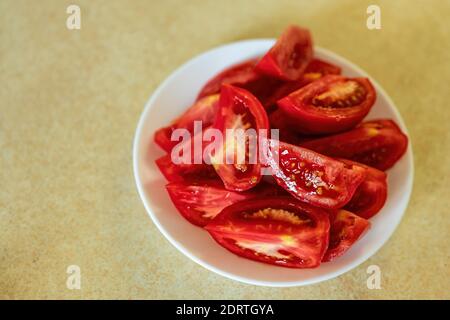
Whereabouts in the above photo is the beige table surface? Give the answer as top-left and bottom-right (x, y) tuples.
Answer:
(1, 0), (449, 299)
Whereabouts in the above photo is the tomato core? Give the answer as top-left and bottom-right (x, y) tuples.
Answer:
(312, 80), (367, 109)
(243, 208), (312, 226)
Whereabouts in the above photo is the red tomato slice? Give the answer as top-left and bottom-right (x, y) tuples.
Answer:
(340, 159), (388, 219)
(277, 75), (376, 134)
(197, 59), (261, 99)
(197, 58), (282, 108)
(210, 84), (269, 191)
(300, 119), (408, 170)
(156, 154), (217, 182)
(205, 197), (330, 268)
(263, 59), (342, 108)
(269, 109), (308, 145)
(154, 94), (219, 152)
(303, 58), (342, 79)
(155, 127), (217, 182)
(263, 139), (366, 209)
(256, 25), (313, 81)
(166, 180), (282, 227)
(322, 209), (370, 262)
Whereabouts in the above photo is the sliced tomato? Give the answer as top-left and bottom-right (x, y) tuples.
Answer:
(197, 58), (282, 109)
(205, 197), (330, 268)
(269, 109), (308, 145)
(277, 75), (376, 134)
(155, 127), (217, 182)
(340, 159), (387, 219)
(154, 94), (219, 152)
(303, 58), (342, 80)
(197, 59), (260, 99)
(256, 25), (313, 81)
(322, 209), (370, 262)
(209, 84), (269, 191)
(156, 154), (217, 182)
(166, 180), (282, 227)
(263, 59), (341, 108)
(300, 119), (408, 170)
(262, 139), (366, 209)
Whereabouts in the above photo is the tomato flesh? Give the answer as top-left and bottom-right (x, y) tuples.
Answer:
(210, 85), (269, 191)
(263, 139), (365, 209)
(277, 75), (376, 134)
(340, 159), (387, 219)
(166, 180), (282, 227)
(154, 94), (219, 152)
(256, 25), (313, 81)
(205, 197), (330, 268)
(300, 119), (408, 170)
(322, 209), (370, 262)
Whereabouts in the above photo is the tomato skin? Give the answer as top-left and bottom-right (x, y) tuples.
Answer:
(340, 159), (387, 219)
(277, 75), (376, 134)
(210, 85), (270, 192)
(205, 197), (330, 268)
(166, 180), (282, 227)
(154, 95), (219, 152)
(263, 139), (366, 209)
(300, 119), (408, 170)
(256, 25), (313, 81)
(322, 209), (370, 262)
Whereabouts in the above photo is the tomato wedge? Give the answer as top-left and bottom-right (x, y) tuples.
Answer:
(256, 25), (313, 81)
(277, 75), (376, 134)
(197, 58), (282, 109)
(154, 94), (219, 152)
(340, 159), (387, 219)
(322, 209), (370, 262)
(155, 128), (217, 182)
(262, 139), (365, 209)
(166, 180), (281, 227)
(302, 58), (342, 82)
(269, 109), (308, 145)
(263, 58), (342, 108)
(300, 119), (408, 170)
(156, 154), (217, 182)
(205, 197), (330, 268)
(197, 59), (260, 99)
(209, 84), (269, 191)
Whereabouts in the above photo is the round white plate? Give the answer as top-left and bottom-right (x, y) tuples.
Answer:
(133, 39), (414, 287)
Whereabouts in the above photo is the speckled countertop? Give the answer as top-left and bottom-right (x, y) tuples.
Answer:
(1, 0), (449, 299)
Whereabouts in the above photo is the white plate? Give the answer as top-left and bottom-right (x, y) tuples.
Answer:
(133, 39), (414, 287)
